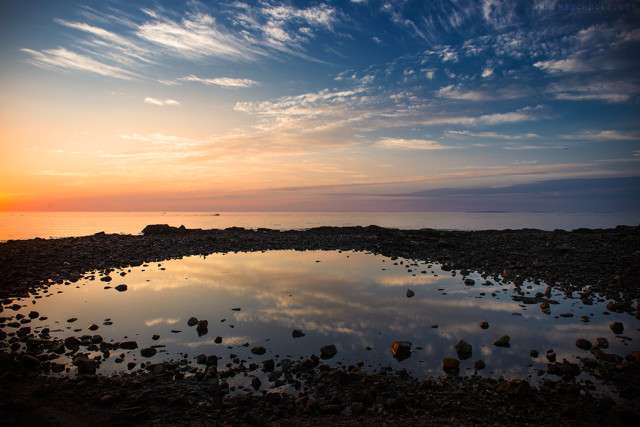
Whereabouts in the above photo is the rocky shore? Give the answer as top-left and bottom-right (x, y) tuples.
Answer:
(1, 224), (640, 425)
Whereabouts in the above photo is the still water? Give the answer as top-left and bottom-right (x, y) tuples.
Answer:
(3, 250), (638, 390)
(2, 211), (639, 241)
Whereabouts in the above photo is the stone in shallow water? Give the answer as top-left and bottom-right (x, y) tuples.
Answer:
(575, 339), (592, 350)
(114, 284), (127, 292)
(492, 335), (510, 347)
(140, 347), (157, 358)
(609, 321), (624, 334)
(406, 289), (415, 298)
(391, 341), (412, 361)
(187, 317), (198, 327)
(320, 344), (337, 359)
(251, 346), (267, 355)
(292, 329), (305, 338)
(454, 340), (472, 360)
(442, 357), (460, 373)
(479, 321), (489, 329)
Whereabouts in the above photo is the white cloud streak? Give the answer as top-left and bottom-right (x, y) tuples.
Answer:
(179, 75), (258, 88)
(144, 97), (180, 106)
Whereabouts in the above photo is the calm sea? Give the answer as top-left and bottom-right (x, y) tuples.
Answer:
(1, 211), (638, 241)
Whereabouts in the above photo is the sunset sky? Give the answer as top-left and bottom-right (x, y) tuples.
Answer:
(1, 0), (639, 212)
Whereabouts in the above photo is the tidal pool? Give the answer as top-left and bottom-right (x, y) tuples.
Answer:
(2, 249), (638, 390)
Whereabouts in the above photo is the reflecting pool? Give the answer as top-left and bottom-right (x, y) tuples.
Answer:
(2, 250), (638, 389)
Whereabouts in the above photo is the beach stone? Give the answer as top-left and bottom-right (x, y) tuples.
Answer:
(575, 339), (592, 350)
(263, 359), (275, 372)
(140, 347), (157, 357)
(320, 344), (337, 359)
(609, 322), (624, 334)
(547, 361), (581, 377)
(74, 357), (97, 375)
(152, 334), (160, 340)
(28, 311), (39, 319)
(115, 284), (127, 292)
(196, 354), (207, 365)
(251, 346), (267, 355)
(196, 320), (208, 335)
(454, 339), (472, 360)
(442, 357), (460, 373)
(118, 341), (138, 350)
(464, 278), (475, 286)
(473, 360), (485, 370)
(595, 337), (609, 348)
(492, 335), (510, 347)
(479, 321), (489, 329)
(214, 336), (222, 344)
(391, 341), (412, 361)
(498, 379), (530, 398)
(51, 362), (65, 373)
(546, 351), (557, 362)
(292, 329), (305, 338)
(64, 336), (81, 349)
(530, 349), (539, 358)
(406, 289), (415, 298)
(88, 323), (99, 331)
(187, 317), (198, 327)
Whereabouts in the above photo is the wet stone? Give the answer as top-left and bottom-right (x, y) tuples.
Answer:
(320, 345), (337, 359)
(251, 346), (267, 355)
(492, 335), (510, 348)
(609, 322), (624, 334)
(479, 321), (489, 329)
(141, 347), (157, 358)
(292, 329), (305, 338)
(595, 337), (609, 348)
(406, 289), (415, 298)
(575, 339), (593, 350)
(454, 339), (472, 360)
(187, 317), (198, 327)
(391, 341), (412, 361)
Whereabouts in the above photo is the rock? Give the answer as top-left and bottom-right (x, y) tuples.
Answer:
(251, 376), (261, 390)
(251, 346), (267, 355)
(263, 359), (275, 372)
(391, 341), (411, 361)
(196, 320), (208, 336)
(442, 357), (460, 373)
(292, 329), (305, 338)
(454, 339), (472, 360)
(320, 344), (337, 359)
(492, 335), (510, 347)
(28, 311), (39, 319)
(152, 334), (160, 340)
(595, 337), (609, 348)
(214, 336), (222, 344)
(127, 362), (136, 370)
(530, 349), (539, 358)
(547, 361), (581, 377)
(575, 339), (592, 350)
(21, 354), (41, 369)
(609, 321), (624, 334)
(479, 321), (489, 329)
(187, 317), (198, 327)
(74, 357), (97, 375)
(51, 362), (65, 373)
(196, 354), (207, 365)
(140, 347), (157, 357)
(88, 323), (99, 331)
(118, 341), (138, 350)
(590, 347), (623, 363)
(115, 284), (127, 292)
(546, 351), (557, 362)
(473, 360), (485, 370)
(67, 318), (78, 323)
(64, 336), (81, 349)
(498, 379), (530, 397)
(464, 278), (475, 286)
(406, 289), (415, 298)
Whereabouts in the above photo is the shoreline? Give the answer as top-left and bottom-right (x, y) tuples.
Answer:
(1, 225), (639, 425)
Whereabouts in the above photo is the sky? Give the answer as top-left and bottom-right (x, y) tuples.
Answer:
(1, 0), (639, 212)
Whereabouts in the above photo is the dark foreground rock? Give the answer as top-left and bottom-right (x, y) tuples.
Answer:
(0, 350), (635, 427)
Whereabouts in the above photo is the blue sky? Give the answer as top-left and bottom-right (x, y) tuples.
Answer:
(1, 0), (639, 212)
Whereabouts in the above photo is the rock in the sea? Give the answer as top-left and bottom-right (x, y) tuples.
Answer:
(114, 284), (127, 292)
(214, 336), (222, 344)
(473, 360), (485, 370)
(575, 339), (592, 350)
(152, 334), (160, 340)
(492, 335), (510, 347)
(454, 339), (472, 360)
(64, 336), (81, 349)
(479, 321), (489, 329)
(88, 323), (99, 331)
(406, 289), (415, 298)
(530, 349), (539, 358)
(609, 321), (624, 334)
(140, 347), (157, 358)
(595, 337), (609, 348)
(320, 344), (337, 359)
(118, 341), (138, 350)
(464, 278), (475, 286)
(196, 320), (208, 335)
(74, 357), (97, 375)
(547, 361), (581, 377)
(442, 357), (460, 373)
(187, 317), (198, 327)
(251, 346), (267, 355)
(391, 341), (412, 361)
(292, 329), (305, 338)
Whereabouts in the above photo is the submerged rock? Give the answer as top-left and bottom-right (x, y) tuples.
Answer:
(492, 335), (510, 348)
(320, 344), (337, 359)
(575, 339), (592, 350)
(454, 339), (472, 360)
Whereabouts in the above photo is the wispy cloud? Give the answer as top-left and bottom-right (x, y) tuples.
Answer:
(144, 97), (180, 106)
(179, 75), (258, 88)
(560, 130), (639, 141)
(21, 47), (137, 80)
(446, 130), (540, 139)
(377, 138), (452, 150)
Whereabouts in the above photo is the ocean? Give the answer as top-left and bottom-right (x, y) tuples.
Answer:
(1, 211), (638, 241)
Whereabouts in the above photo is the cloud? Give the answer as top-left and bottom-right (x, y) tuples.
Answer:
(560, 130), (639, 141)
(446, 130), (540, 139)
(21, 47), (137, 80)
(179, 75), (258, 88)
(119, 133), (195, 145)
(144, 97), (180, 106)
(377, 138), (452, 150)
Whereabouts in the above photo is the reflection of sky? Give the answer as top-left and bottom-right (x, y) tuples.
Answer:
(5, 250), (639, 391)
